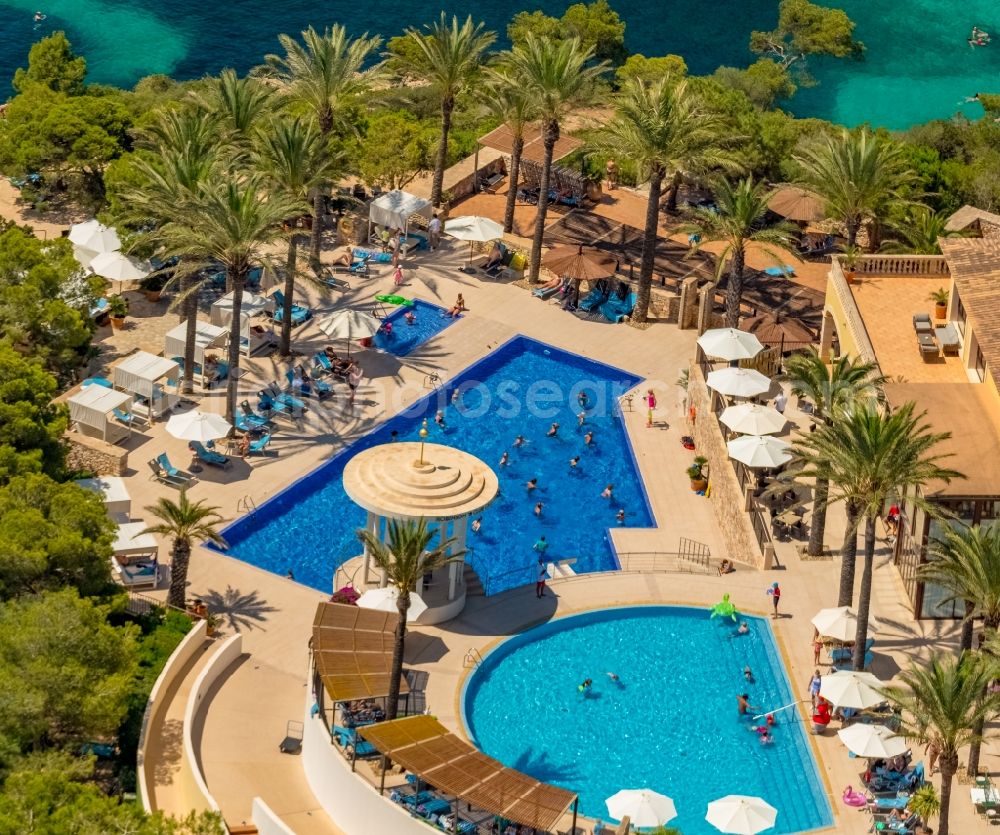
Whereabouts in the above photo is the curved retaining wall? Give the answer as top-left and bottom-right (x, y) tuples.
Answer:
(183, 633), (244, 817)
(252, 797), (297, 835)
(138, 619), (209, 813)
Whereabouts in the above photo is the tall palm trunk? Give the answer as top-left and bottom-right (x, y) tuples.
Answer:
(224, 268), (245, 425)
(635, 167), (664, 323)
(503, 135), (524, 234)
(960, 600), (975, 653)
(807, 476), (830, 556)
(846, 216), (860, 249)
(386, 593), (410, 721)
(280, 231), (299, 356)
(528, 120), (558, 283)
(838, 500), (860, 607)
(431, 96), (455, 206)
(167, 539), (191, 609)
(939, 753), (958, 835)
(665, 170), (683, 213)
(181, 273), (198, 395)
(967, 612), (999, 777)
(724, 245), (746, 327)
(853, 515), (877, 670)
(310, 190), (325, 265)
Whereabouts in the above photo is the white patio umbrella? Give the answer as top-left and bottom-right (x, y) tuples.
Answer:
(73, 245), (99, 269)
(727, 435), (791, 468)
(706, 367), (771, 399)
(317, 309), (381, 356)
(820, 670), (885, 710)
(719, 403), (787, 436)
(444, 215), (503, 270)
(166, 410), (232, 443)
(837, 723), (906, 759)
(705, 795), (777, 834)
(606, 789), (677, 828)
(89, 251), (148, 283)
(698, 328), (765, 362)
(811, 606), (879, 643)
(69, 219), (121, 254)
(356, 587), (428, 622)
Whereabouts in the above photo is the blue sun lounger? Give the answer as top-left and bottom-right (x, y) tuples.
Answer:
(189, 441), (231, 469)
(599, 291), (637, 323)
(416, 799), (451, 818)
(149, 453), (191, 486)
(764, 264), (796, 277)
(285, 370), (332, 398)
(331, 725), (377, 757)
(271, 290), (312, 326)
(578, 286), (609, 312)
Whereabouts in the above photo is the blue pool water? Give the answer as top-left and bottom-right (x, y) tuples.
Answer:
(463, 607), (833, 834)
(372, 299), (454, 357)
(219, 336), (652, 593)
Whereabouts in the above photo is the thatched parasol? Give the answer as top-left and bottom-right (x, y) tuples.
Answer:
(768, 186), (825, 223)
(544, 244), (617, 281)
(740, 312), (815, 349)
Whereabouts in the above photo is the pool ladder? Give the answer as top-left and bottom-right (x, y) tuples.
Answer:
(463, 648), (484, 669)
(236, 494), (257, 516)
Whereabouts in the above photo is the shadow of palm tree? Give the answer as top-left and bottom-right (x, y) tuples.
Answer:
(511, 746), (580, 785)
(150, 717), (184, 787)
(199, 585), (279, 632)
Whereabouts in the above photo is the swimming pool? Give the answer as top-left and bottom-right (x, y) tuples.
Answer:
(373, 299), (454, 356)
(463, 607), (833, 834)
(218, 336), (652, 593)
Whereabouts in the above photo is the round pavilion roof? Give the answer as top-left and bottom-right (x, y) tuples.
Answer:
(342, 442), (499, 521)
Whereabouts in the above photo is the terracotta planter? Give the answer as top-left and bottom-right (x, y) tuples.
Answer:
(935, 302), (947, 320)
(845, 270), (857, 284)
(109, 316), (125, 330)
(690, 478), (708, 492)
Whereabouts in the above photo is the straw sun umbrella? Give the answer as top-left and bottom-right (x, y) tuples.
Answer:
(544, 244), (617, 305)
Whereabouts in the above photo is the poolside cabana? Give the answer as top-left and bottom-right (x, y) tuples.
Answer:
(367, 190), (433, 242)
(358, 715), (579, 833)
(110, 521), (159, 589)
(209, 291), (277, 357)
(342, 439), (499, 624)
(75, 475), (131, 521)
(67, 384), (134, 444)
(163, 321), (227, 386)
(112, 351), (180, 422)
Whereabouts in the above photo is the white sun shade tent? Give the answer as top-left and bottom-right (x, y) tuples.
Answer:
(112, 351), (180, 421)
(75, 476), (131, 521)
(68, 385), (133, 444)
(210, 291), (276, 356)
(367, 190), (433, 241)
(164, 321), (227, 385)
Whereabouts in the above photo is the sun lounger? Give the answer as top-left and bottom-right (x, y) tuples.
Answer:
(331, 725), (377, 757)
(247, 434), (271, 455)
(764, 265), (796, 277)
(265, 382), (307, 411)
(116, 559), (159, 590)
(270, 290), (312, 326)
(285, 370), (332, 398)
(578, 286), (609, 312)
(937, 322), (960, 355)
(532, 280), (563, 299)
(148, 454), (191, 486)
(113, 407), (134, 426)
(416, 799), (452, 818)
(89, 297), (110, 320)
(599, 291), (637, 323)
(189, 441), (231, 469)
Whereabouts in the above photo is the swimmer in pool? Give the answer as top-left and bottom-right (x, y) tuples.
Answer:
(584, 431), (594, 445)
(744, 666), (754, 682)
(616, 508), (625, 524)
(578, 391), (589, 408)
(513, 435), (525, 448)
(737, 622), (750, 635)
(435, 410), (445, 427)
(534, 501), (543, 516)
(451, 389), (459, 404)
(471, 518), (482, 534)
(607, 672), (619, 682)
(547, 422), (559, 437)
(578, 411), (586, 427)
(499, 451), (509, 467)
(526, 478), (538, 492)
(405, 311), (416, 325)
(601, 484), (614, 500)
(737, 693), (760, 716)
(569, 456), (580, 468)
(578, 678), (592, 692)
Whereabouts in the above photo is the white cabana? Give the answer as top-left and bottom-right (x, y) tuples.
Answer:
(68, 385), (133, 444)
(164, 321), (227, 386)
(111, 522), (160, 589)
(210, 291), (277, 357)
(112, 351), (180, 421)
(75, 476), (131, 520)
(367, 189), (433, 240)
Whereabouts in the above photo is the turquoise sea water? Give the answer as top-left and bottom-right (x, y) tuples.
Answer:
(3, 0), (999, 127)
(463, 607), (833, 832)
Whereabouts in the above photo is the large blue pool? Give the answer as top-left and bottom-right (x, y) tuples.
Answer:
(463, 607), (833, 833)
(373, 299), (455, 356)
(219, 336), (652, 593)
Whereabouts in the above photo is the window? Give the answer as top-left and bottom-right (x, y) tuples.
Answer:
(956, 292), (967, 336)
(975, 343), (988, 382)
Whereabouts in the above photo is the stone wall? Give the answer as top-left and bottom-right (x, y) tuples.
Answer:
(688, 365), (765, 568)
(65, 432), (128, 476)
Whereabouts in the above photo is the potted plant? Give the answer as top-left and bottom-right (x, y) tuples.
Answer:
(841, 245), (862, 283)
(140, 273), (166, 302)
(908, 783), (939, 835)
(108, 294), (128, 329)
(687, 455), (709, 492)
(205, 613), (221, 637)
(928, 287), (949, 320)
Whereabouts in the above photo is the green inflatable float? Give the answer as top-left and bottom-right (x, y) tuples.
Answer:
(710, 593), (739, 622)
(375, 294), (414, 306)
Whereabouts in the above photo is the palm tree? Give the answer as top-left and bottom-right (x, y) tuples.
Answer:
(255, 116), (339, 356)
(164, 176), (300, 423)
(198, 69), (273, 152)
(483, 70), (538, 234)
(792, 402), (960, 668)
(793, 128), (916, 249)
(260, 26), (381, 262)
(881, 652), (999, 835)
(392, 14), (495, 207)
(356, 519), (461, 720)
(685, 177), (798, 327)
(782, 349), (885, 561)
(142, 490), (226, 610)
(503, 35), (606, 282)
(124, 108), (221, 395)
(882, 206), (968, 254)
(591, 78), (740, 323)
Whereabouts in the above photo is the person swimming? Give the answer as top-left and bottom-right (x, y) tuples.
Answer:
(534, 501), (543, 516)
(737, 693), (759, 716)
(578, 391), (589, 408)
(435, 410), (445, 427)
(578, 411), (586, 427)
(513, 435), (525, 448)
(569, 456), (580, 468)
(578, 678), (593, 692)
(547, 422), (559, 437)
(737, 622), (750, 635)
(616, 508), (625, 524)
(34, 11), (45, 22)
(607, 672), (619, 682)
(584, 431), (594, 445)
(601, 484), (614, 500)
(471, 517), (482, 534)
(499, 451), (509, 467)
(744, 666), (754, 682)
(526, 478), (538, 492)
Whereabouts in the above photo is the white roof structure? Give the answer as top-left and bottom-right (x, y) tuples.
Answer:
(75, 476), (131, 520)
(369, 190), (433, 231)
(68, 385), (133, 442)
(112, 522), (158, 560)
(210, 291), (274, 329)
(113, 351), (180, 399)
(164, 321), (227, 365)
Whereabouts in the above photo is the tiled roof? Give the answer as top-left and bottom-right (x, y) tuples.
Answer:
(944, 204), (1000, 232)
(939, 237), (1000, 389)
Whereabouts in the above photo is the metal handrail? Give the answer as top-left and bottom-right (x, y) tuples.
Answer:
(236, 494), (257, 515)
(463, 648), (484, 668)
